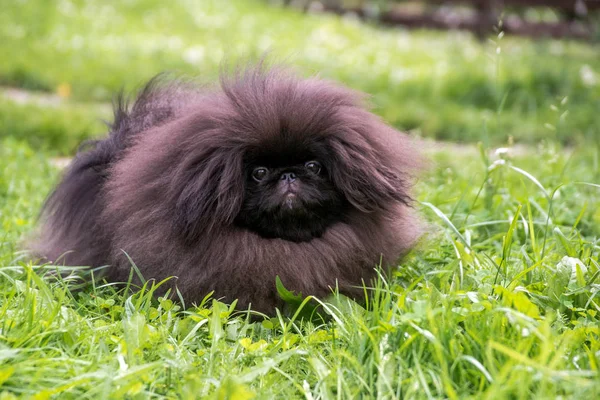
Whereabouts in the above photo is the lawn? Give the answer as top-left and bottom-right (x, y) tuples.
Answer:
(1, 0), (599, 398)
(1, 0), (599, 149)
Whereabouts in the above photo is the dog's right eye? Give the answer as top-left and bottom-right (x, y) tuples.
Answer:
(252, 167), (269, 182)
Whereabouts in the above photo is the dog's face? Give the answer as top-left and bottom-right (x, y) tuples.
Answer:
(170, 68), (415, 245)
(234, 145), (347, 242)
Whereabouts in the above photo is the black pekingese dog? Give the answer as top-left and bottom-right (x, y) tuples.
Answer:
(32, 65), (422, 313)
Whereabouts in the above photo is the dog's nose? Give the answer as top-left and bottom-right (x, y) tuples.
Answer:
(280, 172), (296, 182)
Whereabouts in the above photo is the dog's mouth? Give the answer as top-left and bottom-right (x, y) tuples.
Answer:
(276, 189), (311, 216)
(283, 192), (298, 209)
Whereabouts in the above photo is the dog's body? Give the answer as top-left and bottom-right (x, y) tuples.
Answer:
(33, 67), (421, 313)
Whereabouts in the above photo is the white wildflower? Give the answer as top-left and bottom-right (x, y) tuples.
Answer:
(488, 159), (506, 172)
(183, 46), (205, 65)
(580, 65), (597, 87)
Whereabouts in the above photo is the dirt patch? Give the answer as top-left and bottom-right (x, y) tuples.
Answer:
(49, 157), (73, 169)
(2, 87), (65, 107)
(1, 86), (112, 113)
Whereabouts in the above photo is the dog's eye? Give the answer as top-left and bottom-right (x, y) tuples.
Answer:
(252, 167), (269, 182)
(305, 161), (322, 174)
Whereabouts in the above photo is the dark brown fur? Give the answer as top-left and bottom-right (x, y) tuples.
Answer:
(32, 66), (422, 313)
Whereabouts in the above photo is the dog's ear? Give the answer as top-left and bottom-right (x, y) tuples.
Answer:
(172, 148), (244, 243)
(327, 133), (411, 213)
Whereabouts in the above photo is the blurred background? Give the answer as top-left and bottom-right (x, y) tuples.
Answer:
(0, 0), (598, 154)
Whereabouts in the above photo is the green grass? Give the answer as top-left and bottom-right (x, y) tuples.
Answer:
(1, 0), (599, 151)
(0, 98), (110, 155)
(1, 0), (600, 398)
(1, 137), (599, 398)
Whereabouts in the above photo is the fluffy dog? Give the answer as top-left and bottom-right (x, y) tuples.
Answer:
(33, 66), (422, 313)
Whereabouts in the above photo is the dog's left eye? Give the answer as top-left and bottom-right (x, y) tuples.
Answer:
(305, 161), (322, 174)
